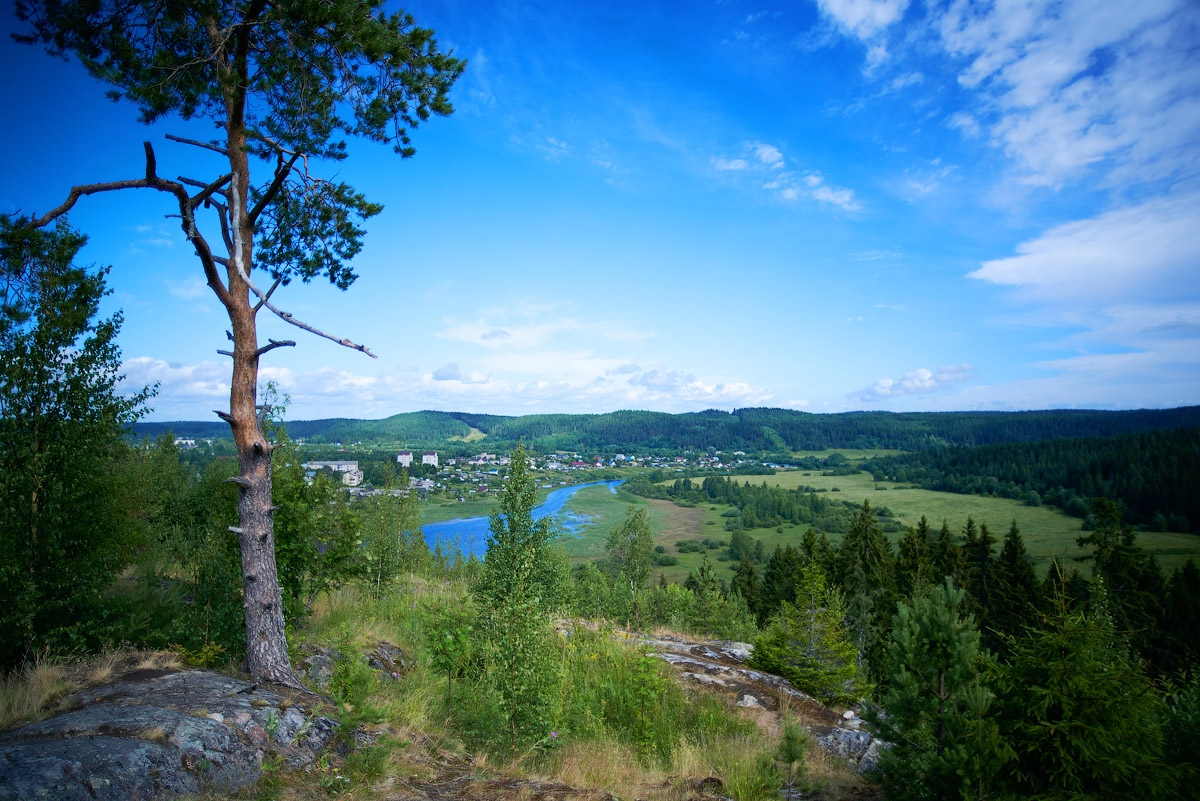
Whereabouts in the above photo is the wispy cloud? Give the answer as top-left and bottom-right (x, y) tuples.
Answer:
(933, 0), (1200, 189)
(969, 194), (1200, 306)
(714, 141), (861, 210)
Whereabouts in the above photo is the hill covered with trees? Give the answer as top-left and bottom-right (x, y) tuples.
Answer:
(136, 405), (1200, 452)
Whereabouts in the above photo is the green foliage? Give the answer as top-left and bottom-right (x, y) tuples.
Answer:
(427, 607), (475, 706)
(474, 444), (563, 747)
(1075, 497), (1166, 663)
(870, 581), (1005, 801)
(264, 395), (366, 624)
(776, 715), (809, 794)
(989, 576), (1171, 800)
(360, 472), (427, 597)
(837, 501), (896, 684)
(168, 459), (246, 664)
(558, 625), (749, 766)
(1161, 672), (1200, 794)
(750, 563), (866, 705)
(605, 506), (655, 622)
(0, 219), (150, 667)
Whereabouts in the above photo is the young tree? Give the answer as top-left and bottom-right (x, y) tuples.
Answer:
(605, 506), (655, 623)
(750, 562), (867, 705)
(473, 444), (563, 746)
(0, 220), (151, 667)
(15, 1), (464, 684)
(870, 581), (1006, 801)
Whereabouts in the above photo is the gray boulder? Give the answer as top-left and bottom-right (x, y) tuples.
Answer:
(0, 669), (337, 800)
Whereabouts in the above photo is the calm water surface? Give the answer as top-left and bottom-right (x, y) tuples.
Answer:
(422, 479), (623, 558)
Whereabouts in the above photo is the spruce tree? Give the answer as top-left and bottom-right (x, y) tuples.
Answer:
(986, 521), (1041, 656)
(837, 500), (896, 683)
(750, 562), (866, 704)
(1076, 498), (1165, 663)
(870, 581), (1006, 801)
(990, 578), (1171, 799)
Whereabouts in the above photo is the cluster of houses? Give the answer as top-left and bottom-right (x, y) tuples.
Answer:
(299, 448), (755, 498)
(301, 460), (365, 487)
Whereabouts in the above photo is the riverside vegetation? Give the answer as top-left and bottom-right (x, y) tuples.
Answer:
(3, 227), (1199, 799)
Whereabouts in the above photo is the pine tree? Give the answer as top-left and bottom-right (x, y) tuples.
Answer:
(15, 0), (463, 685)
(870, 581), (1006, 801)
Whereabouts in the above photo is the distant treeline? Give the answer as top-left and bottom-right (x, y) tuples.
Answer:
(134, 405), (1200, 453)
(863, 428), (1200, 532)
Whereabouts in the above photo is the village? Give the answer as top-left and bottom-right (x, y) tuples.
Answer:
(294, 446), (758, 501)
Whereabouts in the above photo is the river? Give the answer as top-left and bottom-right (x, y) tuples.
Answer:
(421, 479), (624, 559)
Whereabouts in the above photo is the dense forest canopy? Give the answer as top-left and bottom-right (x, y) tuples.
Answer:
(135, 405), (1200, 452)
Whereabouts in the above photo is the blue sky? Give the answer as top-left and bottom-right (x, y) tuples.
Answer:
(2, 0), (1198, 421)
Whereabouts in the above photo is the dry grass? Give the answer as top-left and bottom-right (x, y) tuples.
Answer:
(0, 656), (70, 731)
(0, 648), (182, 733)
(542, 737), (675, 801)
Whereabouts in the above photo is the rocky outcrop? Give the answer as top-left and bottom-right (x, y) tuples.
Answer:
(632, 632), (883, 773)
(0, 669), (337, 801)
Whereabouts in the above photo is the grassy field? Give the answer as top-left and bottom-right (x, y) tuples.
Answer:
(417, 468), (1200, 579)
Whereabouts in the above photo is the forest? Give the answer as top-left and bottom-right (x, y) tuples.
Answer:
(135, 404), (1200, 453)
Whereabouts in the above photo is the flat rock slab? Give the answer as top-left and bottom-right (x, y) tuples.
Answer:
(0, 669), (337, 801)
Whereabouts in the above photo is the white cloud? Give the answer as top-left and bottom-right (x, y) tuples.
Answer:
(969, 195), (1200, 305)
(853, 363), (978, 401)
(714, 144), (861, 210)
(818, 0), (911, 40)
(538, 136), (571, 161)
(165, 276), (210, 300)
(752, 142), (785, 167)
(933, 0), (1200, 188)
(713, 157), (749, 171)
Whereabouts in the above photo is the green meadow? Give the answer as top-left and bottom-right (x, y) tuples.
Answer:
(504, 468), (1200, 581)
(417, 465), (1200, 579)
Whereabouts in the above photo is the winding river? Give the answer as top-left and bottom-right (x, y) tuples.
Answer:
(422, 479), (624, 559)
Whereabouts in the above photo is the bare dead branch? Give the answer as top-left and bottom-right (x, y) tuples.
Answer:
(165, 132), (230, 156)
(188, 173), (234, 208)
(217, 349), (234, 356)
(31, 142), (235, 310)
(253, 275), (283, 312)
(268, 300), (378, 357)
(248, 151), (300, 224)
(256, 338), (296, 357)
